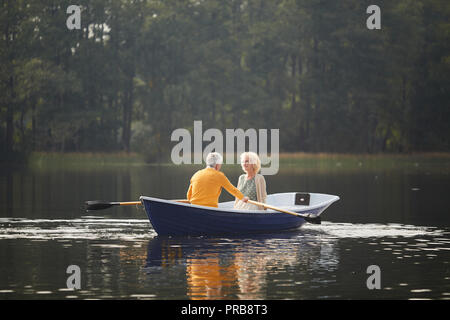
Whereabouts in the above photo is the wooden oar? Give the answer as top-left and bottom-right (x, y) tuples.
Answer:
(84, 200), (141, 211)
(247, 199), (321, 224)
(85, 199), (191, 211)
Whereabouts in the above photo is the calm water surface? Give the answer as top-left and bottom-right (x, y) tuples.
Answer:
(0, 162), (449, 299)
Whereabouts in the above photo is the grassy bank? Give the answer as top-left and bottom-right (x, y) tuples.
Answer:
(278, 152), (450, 170)
(29, 152), (146, 168)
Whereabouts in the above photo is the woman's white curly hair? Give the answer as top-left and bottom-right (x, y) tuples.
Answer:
(240, 151), (261, 173)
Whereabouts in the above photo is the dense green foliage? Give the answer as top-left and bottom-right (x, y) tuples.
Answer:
(1, 0), (449, 162)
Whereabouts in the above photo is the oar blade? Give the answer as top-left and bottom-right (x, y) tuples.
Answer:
(303, 215), (321, 224)
(85, 200), (116, 211)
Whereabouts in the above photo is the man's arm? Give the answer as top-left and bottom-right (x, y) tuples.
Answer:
(221, 174), (248, 202)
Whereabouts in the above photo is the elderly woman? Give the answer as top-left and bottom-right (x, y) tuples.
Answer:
(234, 152), (267, 210)
(187, 152), (249, 208)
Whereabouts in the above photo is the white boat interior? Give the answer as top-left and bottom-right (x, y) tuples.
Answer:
(218, 192), (339, 212)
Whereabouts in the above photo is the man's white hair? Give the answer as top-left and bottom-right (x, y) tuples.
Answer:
(205, 152), (223, 167)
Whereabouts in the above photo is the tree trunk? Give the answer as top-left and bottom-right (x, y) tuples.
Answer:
(6, 75), (15, 155)
(32, 102), (36, 151)
(122, 75), (134, 153)
(291, 54), (297, 110)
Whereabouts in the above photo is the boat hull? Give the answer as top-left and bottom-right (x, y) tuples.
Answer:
(140, 193), (337, 236)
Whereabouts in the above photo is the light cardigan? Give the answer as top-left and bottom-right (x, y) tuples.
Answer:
(234, 173), (267, 210)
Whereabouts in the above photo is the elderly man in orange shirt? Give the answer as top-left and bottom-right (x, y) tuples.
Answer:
(187, 152), (249, 208)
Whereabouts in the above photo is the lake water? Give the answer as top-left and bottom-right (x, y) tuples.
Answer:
(0, 160), (449, 300)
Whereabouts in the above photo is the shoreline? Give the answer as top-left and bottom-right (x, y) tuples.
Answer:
(28, 151), (450, 160)
(18, 151), (450, 171)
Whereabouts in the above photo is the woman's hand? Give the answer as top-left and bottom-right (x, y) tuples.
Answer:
(242, 196), (249, 203)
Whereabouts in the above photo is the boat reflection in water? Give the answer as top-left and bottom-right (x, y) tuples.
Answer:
(145, 230), (339, 300)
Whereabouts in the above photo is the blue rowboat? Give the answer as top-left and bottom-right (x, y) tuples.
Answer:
(140, 192), (339, 236)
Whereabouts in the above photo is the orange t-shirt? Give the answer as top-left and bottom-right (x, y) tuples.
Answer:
(187, 167), (244, 207)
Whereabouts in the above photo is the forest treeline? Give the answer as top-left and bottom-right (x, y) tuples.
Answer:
(1, 0), (449, 162)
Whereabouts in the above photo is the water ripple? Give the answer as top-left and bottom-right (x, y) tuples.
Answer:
(0, 217), (155, 240)
(303, 222), (445, 239)
(0, 218), (446, 241)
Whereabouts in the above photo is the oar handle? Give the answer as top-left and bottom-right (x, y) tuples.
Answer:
(247, 199), (299, 217)
(119, 200), (190, 205)
(117, 201), (142, 206)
